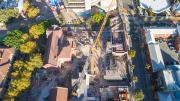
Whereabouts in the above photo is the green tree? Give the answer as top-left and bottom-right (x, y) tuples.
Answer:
(128, 50), (136, 58)
(20, 41), (36, 54)
(134, 89), (144, 101)
(132, 76), (138, 84)
(90, 13), (104, 24)
(3, 30), (24, 48)
(6, 88), (19, 99)
(13, 60), (24, 70)
(29, 23), (45, 39)
(147, 7), (155, 16)
(0, 8), (19, 23)
(130, 64), (135, 71)
(23, 1), (30, 11)
(10, 78), (30, 91)
(21, 33), (30, 42)
(26, 6), (40, 18)
(86, 12), (104, 28)
(145, 64), (151, 70)
(24, 54), (43, 71)
(28, 53), (43, 69)
(11, 71), (20, 78)
(21, 70), (32, 78)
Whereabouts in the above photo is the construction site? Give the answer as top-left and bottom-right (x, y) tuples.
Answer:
(69, 4), (131, 101)
(27, 0), (132, 101)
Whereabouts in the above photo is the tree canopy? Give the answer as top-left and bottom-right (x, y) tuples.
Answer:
(20, 41), (36, 54)
(132, 76), (138, 84)
(21, 33), (30, 42)
(3, 30), (24, 48)
(146, 7), (155, 16)
(25, 54), (43, 71)
(23, 1), (30, 11)
(0, 8), (19, 23)
(26, 6), (40, 18)
(86, 12), (104, 28)
(29, 23), (45, 39)
(128, 50), (136, 58)
(5, 54), (43, 99)
(134, 89), (144, 101)
(90, 13), (104, 24)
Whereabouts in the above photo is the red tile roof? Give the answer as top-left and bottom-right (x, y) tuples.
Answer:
(50, 87), (68, 101)
(44, 26), (73, 68)
(0, 47), (14, 83)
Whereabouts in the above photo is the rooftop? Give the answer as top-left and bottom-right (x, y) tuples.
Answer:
(148, 43), (165, 72)
(62, 0), (85, 8)
(144, 27), (180, 72)
(158, 65), (180, 101)
(159, 42), (180, 65)
(50, 87), (68, 101)
(0, 47), (14, 84)
(44, 26), (73, 68)
(100, 86), (129, 101)
(140, 0), (171, 13)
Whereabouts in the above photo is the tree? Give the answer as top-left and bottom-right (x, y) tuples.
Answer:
(29, 23), (45, 39)
(21, 33), (30, 42)
(6, 88), (19, 99)
(13, 60), (24, 70)
(3, 30), (24, 48)
(130, 64), (135, 71)
(21, 70), (32, 78)
(128, 50), (136, 58)
(11, 71), (20, 78)
(23, 1), (30, 11)
(90, 13), (104, 24)
(0, 8), (19, 23)
(132, 76), (138, 84)
(147, 7), (155, 16)
(20, 41), (36, 54)
(10, 78), (30, 91)
(28, 53), (43, 69)
(145, 63), (151, 70)
(86, 12), (104, 28)
(134, 89), (144, 101)
(26, 6), (40, 18)
(24, 54), (43, 71)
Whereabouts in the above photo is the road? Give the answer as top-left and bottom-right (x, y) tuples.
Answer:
(131, 36), (153, 101)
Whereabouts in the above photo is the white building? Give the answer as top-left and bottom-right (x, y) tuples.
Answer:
(143, 26), (180, 72)
(140, 0), (171, 13)
(62, 0), (117, 13)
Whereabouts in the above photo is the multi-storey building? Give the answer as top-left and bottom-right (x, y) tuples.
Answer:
(62, 0), (117, 13)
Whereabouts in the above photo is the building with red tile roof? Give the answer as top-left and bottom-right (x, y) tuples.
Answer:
(0, 47), (14, 97)
(50, 87), (68, 101)
(43, 25), (74, 69)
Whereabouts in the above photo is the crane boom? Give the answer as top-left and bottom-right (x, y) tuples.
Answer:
(90, 12), (110, 74)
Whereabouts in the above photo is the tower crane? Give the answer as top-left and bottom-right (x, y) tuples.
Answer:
(90, 0), (115, 75)
(71, 0), (115, 97)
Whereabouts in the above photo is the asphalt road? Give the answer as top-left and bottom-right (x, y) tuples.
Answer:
(131, 37), (153, 101)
